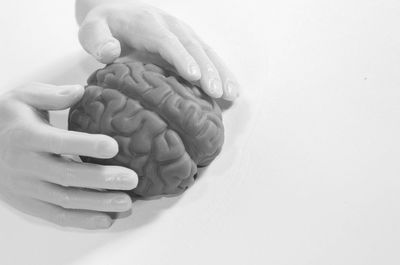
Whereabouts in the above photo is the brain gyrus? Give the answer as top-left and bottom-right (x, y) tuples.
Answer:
(68, 62), (224, 197)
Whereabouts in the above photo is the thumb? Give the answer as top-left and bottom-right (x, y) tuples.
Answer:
(79, 18), (121, 64)
(13, 83), (84, 110)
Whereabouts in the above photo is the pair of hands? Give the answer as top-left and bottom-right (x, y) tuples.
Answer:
(0, 0), (239, 229)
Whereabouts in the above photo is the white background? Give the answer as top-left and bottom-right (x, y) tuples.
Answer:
(0, 0), (400, 264)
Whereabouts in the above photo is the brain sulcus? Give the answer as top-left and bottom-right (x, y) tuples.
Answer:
(68, 62), (224, 197)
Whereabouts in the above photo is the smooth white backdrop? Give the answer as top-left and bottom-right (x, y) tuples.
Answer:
(0, 0), (399, 264)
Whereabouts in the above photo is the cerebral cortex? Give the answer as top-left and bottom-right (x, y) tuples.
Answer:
(68, 62), (224, 197)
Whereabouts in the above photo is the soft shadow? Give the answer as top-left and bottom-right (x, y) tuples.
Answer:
(0, 51), (250, 265)
(40, 52), (249, 231)
(209, 94), (251, 176)
(109, 196), (180, 232)
(109, 166), (208, 232)
(45, 53), (216, 233)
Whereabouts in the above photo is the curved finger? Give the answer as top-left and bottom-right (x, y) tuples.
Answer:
(202, 45), (240, 101)
(12, 82), (84, 110)
(13, 178), (131, 212)
(79, 17), (121, 64)
(15, 123), (119, 158)
(181, 39), (223, 98)
(27, 154), (137, 190)
(167, 20), (222, 97)
(145, 31), (201, 81)
(0, 187), (112, 229)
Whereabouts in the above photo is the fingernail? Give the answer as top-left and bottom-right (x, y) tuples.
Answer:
(208, 78), (223, 98)
(97, 41), (120, 63)
(111, 196), (131, 211)
(111, 196), (130, 205)
(92, 216), (112, 229)
(97, 140), (118, 157)
(113, 172), (138, 189)
(58, 85), (82, 96)
(225, 81), (239, 100)
(188, 63), (201, 79)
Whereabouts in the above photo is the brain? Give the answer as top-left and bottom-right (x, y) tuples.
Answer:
(68, 62), (224, 197)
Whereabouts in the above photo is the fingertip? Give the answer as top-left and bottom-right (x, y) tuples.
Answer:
(127, 172), (139, 190)
(222, 81), (240, 101)
(96, 40), (121, 64)
(107, 193), (132, 212)
(186, 62), (201, 81)
(79, 17), (121, 64)
(118, 169), (139, 190)
(91, 215), (113, 229)
(130, 172), (139, 189)
(96, 136), (119, 158)
(207, 78), (223, 98)
(57, 84), (84, 98)
(111, 194), (133, 212)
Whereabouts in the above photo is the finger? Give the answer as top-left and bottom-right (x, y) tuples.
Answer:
(0, 186), (112, 229)
(202, 45), (240, 101)
(79, 18), (121, 64)
(29, 199), (113, 229)
(13, 178), (132, 212)
(143, 31), (201, 81)
(167, 20), (222, 97)
(18, 123), (119, 158)
(29, 154), (138, 190)
(13, 82), (84, 110)
(180, 39), (223, 98)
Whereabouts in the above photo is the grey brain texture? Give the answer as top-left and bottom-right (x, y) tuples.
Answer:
(68, 62), (224, 197)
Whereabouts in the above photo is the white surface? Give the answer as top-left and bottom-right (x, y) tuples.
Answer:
(0, 0), (400, 264)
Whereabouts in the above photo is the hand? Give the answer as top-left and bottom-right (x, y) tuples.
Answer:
(76, 0), (239, 100)
(0, 83), (138, 229)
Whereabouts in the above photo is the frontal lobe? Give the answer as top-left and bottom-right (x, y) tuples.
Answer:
(68, 62), (224, 197)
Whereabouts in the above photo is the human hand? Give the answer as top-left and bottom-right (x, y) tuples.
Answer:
(0, 83), (138, 229)
(76, 0), (239, 100)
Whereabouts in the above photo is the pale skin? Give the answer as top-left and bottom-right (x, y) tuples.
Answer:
(0, 0), (239, 229)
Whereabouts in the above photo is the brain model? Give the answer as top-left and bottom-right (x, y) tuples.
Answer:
(68, 62), (224, 197)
